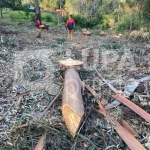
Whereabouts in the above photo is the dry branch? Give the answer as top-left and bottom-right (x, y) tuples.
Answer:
(37, 87), (63, 120)
(34, 133), (46, 150)
(83, 83), (99, 97)
(113, 94), (150, 123)
(97, 101), (146, 150)
(121, 119), (139, 137)
(84, 84), (139, 136)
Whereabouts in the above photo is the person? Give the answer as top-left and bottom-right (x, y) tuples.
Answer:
(66, 15), (76, 41)
(36, 18), (41, 28)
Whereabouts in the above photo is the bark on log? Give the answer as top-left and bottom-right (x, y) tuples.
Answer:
(62, 69), (84, 138)
(59, 59), (84, 138)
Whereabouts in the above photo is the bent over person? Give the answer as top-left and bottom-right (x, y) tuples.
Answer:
(66, 15), (76, 41)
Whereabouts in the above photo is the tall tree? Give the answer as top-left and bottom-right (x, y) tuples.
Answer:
(64, 0), (79, 14)
(35, 0), (41, 24)
(0, 0), (22, 19)
(40, 0), (58, 11)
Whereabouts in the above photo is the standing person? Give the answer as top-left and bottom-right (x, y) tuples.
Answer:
(66, 15), (76, 41)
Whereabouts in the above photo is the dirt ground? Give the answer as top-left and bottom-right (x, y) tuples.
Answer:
(0, 22), (150, 150)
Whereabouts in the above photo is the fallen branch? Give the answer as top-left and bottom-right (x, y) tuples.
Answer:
(97, 101), (146, 150)
(94, 68), (150, 110)
(34, 133), (46, 150)
(16, 88), (62, 129)
(36, 87), (63, 120)
(14, 92), (29, 99)
(112, 94), (150, 123)
(94, 68), (118, 93)
(84, 84), (139, 136)
(121, 119), (139, 137)
(83, 83), (99, 97)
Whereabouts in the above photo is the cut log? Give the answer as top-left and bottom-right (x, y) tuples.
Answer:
(82, 31), (91, 36)
(58, 59), (83, 69)
(81, 28), (87, 32)
(59, 59), (84, 138)
(39, 24), (49, 30)
(99, 31), (105, 36)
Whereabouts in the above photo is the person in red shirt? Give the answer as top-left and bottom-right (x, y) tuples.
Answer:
(66, 15), (76, 41)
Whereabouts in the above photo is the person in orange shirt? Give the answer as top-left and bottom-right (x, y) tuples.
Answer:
(66, 15), (76, 41)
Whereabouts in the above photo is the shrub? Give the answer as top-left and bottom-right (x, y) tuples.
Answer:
(73, 14), (87, 28)
(10, 11), (27, 20)
(62, 16), (68, 23)
(63, 14), (94, 28)
(41, 13), (57, 25)
(21, 4), (30, 18)
(116, 14), (140, 33)
(29, 13), (35, 22)
(91, 29), (100, 35)
(86, 17), (99, 28)
(101, 17), (110, 29)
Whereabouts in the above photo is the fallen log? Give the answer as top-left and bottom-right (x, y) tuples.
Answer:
(97, 101), (146, 150)
(84, 84), (139, 136)
(35, 30), (41, 38)
(58, 59), (84, 138)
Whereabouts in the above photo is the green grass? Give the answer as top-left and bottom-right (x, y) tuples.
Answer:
(0, 9), (58, 25)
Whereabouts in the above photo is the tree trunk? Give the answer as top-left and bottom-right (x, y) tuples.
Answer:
(0, 1), (3, 19)
(35, 0), (41, 24)
(59, 0), (62, 23)
(0, 8), (3, 19)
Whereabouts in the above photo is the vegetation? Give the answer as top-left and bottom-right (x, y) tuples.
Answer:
(1, 0), (150, 32)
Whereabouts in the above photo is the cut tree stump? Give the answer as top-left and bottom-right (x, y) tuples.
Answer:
(99, 31), (105, 36)
(82, 30), (91, 36)
(39, 24), (49, 30)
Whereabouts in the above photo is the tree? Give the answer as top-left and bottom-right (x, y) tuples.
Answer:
(64, 0), (79, 14)
(40, 0), (58, 11)
(35, 0), (41, 24)
(0, 0), (22, 19)
(22, 0), (34, 4)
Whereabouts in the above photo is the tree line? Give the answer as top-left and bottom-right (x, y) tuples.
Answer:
(1, 0), (150, 32)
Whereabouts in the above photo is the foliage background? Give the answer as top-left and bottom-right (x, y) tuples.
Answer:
(1, 0), (150, 35)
